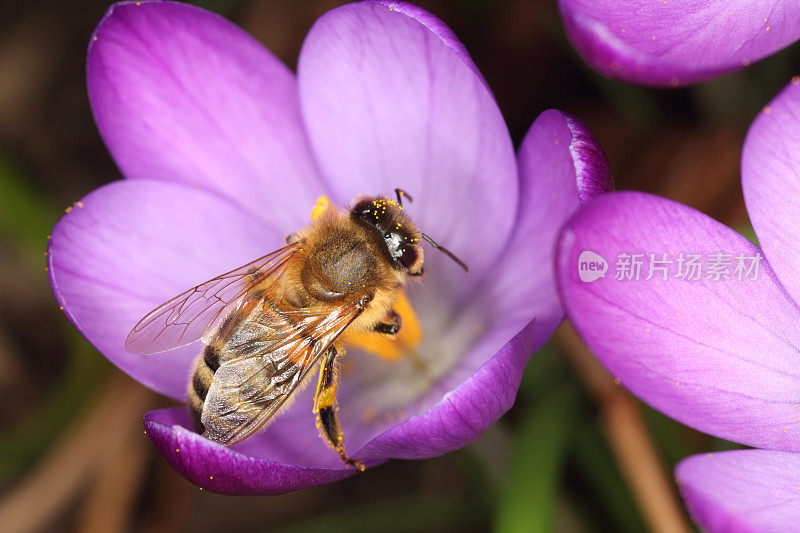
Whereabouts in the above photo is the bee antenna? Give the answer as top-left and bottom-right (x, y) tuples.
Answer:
(420, 232), (468, 272)
(395, 188), (413, 207)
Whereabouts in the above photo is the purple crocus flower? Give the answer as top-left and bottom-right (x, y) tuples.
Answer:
(555, 77), (800, 530)
(558, 0), (800, 87)
(47, 1), (612, 495)
(556, 1), (800, 530)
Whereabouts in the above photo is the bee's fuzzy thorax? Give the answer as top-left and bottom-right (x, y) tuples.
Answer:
(278, 207), (405, 333)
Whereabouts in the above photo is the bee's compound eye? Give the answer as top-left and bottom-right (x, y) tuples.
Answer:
(399, 246), (419, 270)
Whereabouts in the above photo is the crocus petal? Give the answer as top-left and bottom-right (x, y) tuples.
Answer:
(558, 0), (800, 86)
(48, 180), (284, 400)
(143, 320), (533, 494)
(88, 1), (325, 232)
(355, 320), (535, 461)
(676, 450), (800, 533)
(556, 191), (800, 450)
(474, 110), (612, 351)
(742, 78), (800, 306)
(297, 1), (518, 297)
(371, 1), (485, 85)
(144, 408), (351, 495)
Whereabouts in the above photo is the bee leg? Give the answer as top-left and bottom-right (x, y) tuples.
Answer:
(314, 345), (364, 471)
(373, 310), (401, 336)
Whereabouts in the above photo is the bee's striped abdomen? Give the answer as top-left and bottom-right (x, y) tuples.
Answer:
(188, 342), (221, 432)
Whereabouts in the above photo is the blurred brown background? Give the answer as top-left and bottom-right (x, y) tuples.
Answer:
(0, 0), (796, 531)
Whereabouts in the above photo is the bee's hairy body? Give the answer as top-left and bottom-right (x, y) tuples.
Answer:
(186, 196), (425, 469)
(125, 192), (464, 470)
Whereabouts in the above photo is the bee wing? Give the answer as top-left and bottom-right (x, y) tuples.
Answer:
(200, 297), (367, 446)
(125, 244), (298, 355)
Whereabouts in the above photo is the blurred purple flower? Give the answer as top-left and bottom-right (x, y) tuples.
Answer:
(558, 0), (800, 87)
(47, 1), (612, 494)
(555, 77), (800, 530)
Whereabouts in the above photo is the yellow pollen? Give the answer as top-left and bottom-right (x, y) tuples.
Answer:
(311, 195), (331, 221)
(793, 76), (800, 85)
(315, 387), (337, 409)
(343, 290), (422, 361)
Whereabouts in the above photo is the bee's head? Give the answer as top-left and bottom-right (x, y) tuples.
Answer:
(350, 196), (423, 274)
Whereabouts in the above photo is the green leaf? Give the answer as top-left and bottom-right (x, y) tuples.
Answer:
(571, 421), (647, 533)
(494, 384), (580, 533)
(0, 155), (56, 261)
(640, 405), (693, 467)
(734, 221), (760, 248)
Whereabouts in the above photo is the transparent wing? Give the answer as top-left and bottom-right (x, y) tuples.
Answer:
(201, 295), (368, 446)
(125, 244), (298, 355)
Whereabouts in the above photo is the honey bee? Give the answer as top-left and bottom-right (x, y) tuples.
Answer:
(126, 190), (467, 470)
